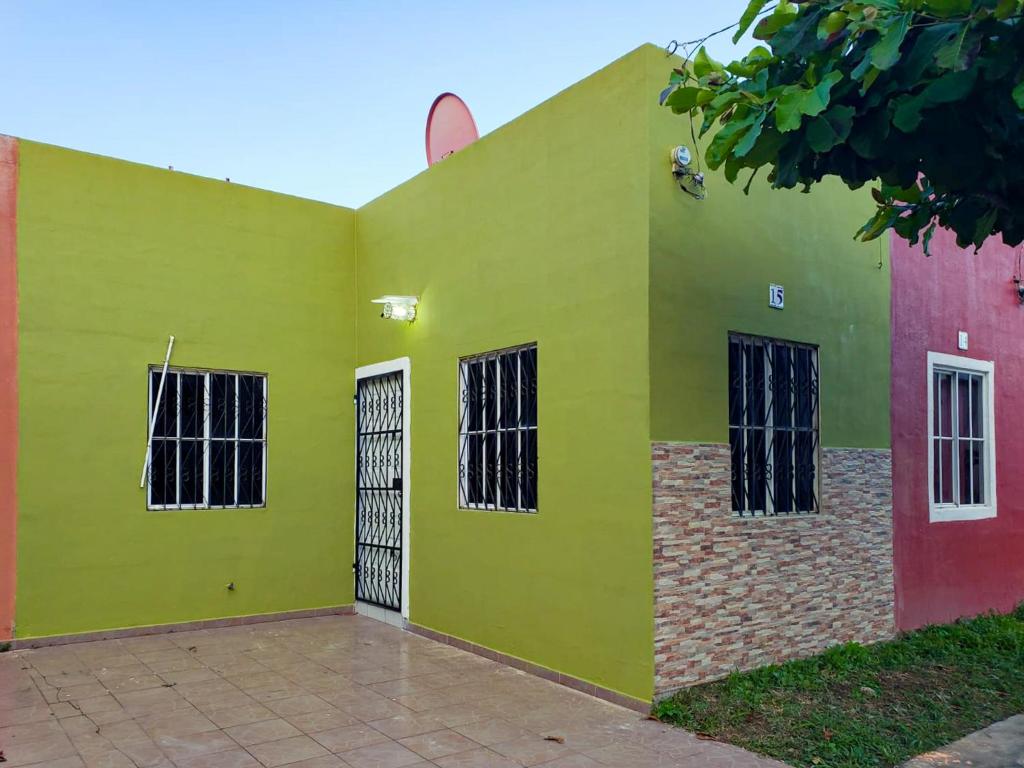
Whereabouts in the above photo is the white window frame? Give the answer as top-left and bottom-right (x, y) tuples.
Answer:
(927, 351), (996, 522)
(146, 366), (268, 511)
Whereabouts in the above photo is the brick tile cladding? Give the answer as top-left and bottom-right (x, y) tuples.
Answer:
(652, 442), (894, 695)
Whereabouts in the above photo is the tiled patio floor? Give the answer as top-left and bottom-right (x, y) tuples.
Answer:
(0, 615), (785, 767)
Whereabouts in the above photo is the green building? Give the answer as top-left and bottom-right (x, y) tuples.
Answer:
(0, 45), (894, 706)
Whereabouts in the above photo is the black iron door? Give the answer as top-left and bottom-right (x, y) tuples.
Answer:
(355, 371), (403, 611)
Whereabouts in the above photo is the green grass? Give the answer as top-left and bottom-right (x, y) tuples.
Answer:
(652, 607), (1024, 768)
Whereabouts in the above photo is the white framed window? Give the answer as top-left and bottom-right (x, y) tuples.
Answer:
(927, 351), (995, 522)
(458, 343), (537, 512)
(147, 367), (267, 510)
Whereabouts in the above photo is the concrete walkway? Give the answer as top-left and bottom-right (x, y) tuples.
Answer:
(0, 614), (784, 767)
(903, 715), (1024, 767)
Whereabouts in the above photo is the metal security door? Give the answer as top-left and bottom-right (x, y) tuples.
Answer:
(355, 371), (403, 611)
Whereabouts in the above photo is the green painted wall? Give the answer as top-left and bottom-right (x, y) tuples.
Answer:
(15, 141), (358, 638)
(356, 48), (655, 700)
(645, 50), (891, 448)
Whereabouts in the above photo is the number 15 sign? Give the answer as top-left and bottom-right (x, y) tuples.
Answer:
(769, 284), (785, 310)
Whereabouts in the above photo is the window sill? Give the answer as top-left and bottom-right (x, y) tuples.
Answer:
(929, 504), (996, 523)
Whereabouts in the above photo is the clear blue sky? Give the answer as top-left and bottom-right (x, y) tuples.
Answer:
(3, 1), (752, 207)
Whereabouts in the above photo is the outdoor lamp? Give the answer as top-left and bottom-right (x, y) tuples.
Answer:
(372, 295), (418, 323)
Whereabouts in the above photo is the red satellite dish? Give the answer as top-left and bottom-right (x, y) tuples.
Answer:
(425, 93), (479, 166)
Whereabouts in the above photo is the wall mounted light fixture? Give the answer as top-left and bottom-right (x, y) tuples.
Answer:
(372, 295), (418, 322)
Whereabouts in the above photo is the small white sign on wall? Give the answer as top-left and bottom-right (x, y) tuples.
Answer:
(769, 284), (785, 310)
(958, 330), (969, 351)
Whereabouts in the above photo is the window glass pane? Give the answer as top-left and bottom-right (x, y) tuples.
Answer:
(211, 374), (236, 439)
(520, 347), (537, 428)
(957, 373), (970, 440)
(971, 440), (985, 504)
(209, 441), (236, 506)
(466, 362), (483, 432)
(238, 375), (264, 440)
(179, 374), (204, 439)
(465, 433), (483, 504)
(729, 426), (745, 512)
(958, 438), (972, 505)
(938, 438), (954, 503)
(179, 439), (204, 505)
(728, 340), (742, 427)
(937, 372), (953, 437)
(795, 347), (814, 429)
(238, 442), (264, 506)
(795, 430), (816, 511)
(149, 439), (176, 505)
(772, 344), (792, 429)
(501, 431), (517, 508)
(749, 428), (766, 513)
(151, 371), (178, 438)
(483, 431), (497, 506)
(970, 375), (983, 438)
(773, 431), (793, 513)
(500, 352), (517, 430)
(483, 360), (497, 432)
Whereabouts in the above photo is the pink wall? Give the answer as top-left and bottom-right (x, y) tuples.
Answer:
(0, 135), (17, 642)
(892, 227), (1024, 631)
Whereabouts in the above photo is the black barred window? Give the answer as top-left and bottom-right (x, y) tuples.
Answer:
(728, 334), (819, 516)
(147, 368), (267, 509)
(458, 344), (537, 512)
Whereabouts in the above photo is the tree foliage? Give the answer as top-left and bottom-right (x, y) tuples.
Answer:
(660, 0), (1024, 252)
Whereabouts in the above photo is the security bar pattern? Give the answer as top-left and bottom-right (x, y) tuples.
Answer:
(147, 368), (267, 510)
(355, 371), (403, 611)
(458, 344), (537, 512)
(728, 333), (820, 516)
(932, 368), (986, 506)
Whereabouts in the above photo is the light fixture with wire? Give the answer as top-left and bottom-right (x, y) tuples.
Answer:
(372, 295), (418, 322)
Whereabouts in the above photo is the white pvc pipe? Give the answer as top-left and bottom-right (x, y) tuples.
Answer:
(139, 335), (175, 488)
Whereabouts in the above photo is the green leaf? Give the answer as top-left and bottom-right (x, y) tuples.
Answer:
(995, 0), (1021, 20)
(933, 25), (978, 71)
(693, 46), (725, 78)
(973, 207), (998, 247)
(664, 86), (706, 113)
(774, 71), (843, 133)
(734, 111), (768, 158)
(733, 0), (771, 43)
(1013, 81), (1024, 110)
(706, 112), (760, 168)
(753, 1), (799, 40)
(817, 11), (847, 40)
(726, 46), (773, 78)
(921, 0), (972, 17)
(893, 69), (977, 131)
(870, 13), (911, 71)
(805, 105), (856, 152)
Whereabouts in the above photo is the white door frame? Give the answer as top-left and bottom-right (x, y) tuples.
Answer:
(354, 357), (411, 621)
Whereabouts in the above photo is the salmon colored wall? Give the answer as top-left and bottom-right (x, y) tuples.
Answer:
(0, 136), (17, 642)
(891, 228), (1024, 630)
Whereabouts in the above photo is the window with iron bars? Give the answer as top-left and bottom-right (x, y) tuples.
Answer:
(147, 367), (267, 510)
(458, 344), (537, 512)
(728, 333), (820, 516)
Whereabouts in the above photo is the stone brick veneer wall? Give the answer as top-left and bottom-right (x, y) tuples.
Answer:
(652, 442), (894, 695)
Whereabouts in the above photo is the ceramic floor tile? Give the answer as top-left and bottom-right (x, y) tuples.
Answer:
(397, 728), (479, 760)
(337, 740), (425, 768)
(224, 717), (302, 746)
(244, 735), (331, 767)
(309, 723), (391, 752)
